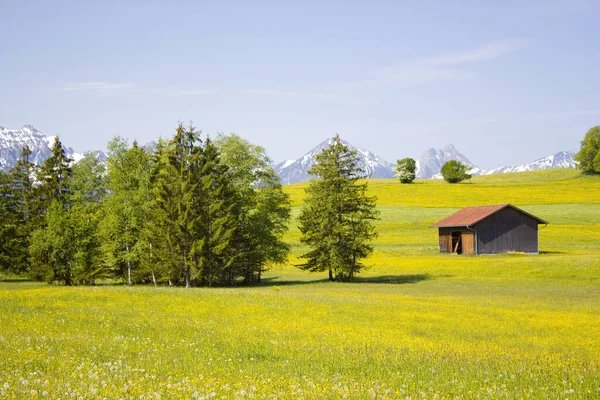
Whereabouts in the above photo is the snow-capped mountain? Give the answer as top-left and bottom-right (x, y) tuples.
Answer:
(0, 125), (106, 171)
(275, 138), (395, 185)
(416, 144), (482, 179)
(484, 151), (576, 175)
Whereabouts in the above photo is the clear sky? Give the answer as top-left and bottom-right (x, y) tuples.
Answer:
(1, 0), (599, 169)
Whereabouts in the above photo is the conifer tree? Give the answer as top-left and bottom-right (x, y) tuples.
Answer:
(152, 123), (203, 287)
(298, 135), (379, 281)
(3, 146), (39, 274)
(194, 138), (240, 286)
(0, 170), (19, 274)
(36, 136), (73, 207)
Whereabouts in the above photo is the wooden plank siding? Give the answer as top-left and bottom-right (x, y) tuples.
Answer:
(438, 227), (476, 254)
(475, 207), (539, 254)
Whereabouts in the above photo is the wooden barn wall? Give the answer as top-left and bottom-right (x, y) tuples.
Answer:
(475, 208), (539, 254)
(438, 227), (476, 254)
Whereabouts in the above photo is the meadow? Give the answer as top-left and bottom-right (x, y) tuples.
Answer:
(1, 168), (599, 399)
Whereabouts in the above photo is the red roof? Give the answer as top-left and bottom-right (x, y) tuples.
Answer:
(430, 204), (548, 228)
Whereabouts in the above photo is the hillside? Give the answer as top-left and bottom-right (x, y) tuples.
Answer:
(2, 168), (599, 399)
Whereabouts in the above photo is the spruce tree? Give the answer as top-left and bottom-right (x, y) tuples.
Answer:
(36, 136), (73, 207)
(152, 123), (203, 287)
(3, 146), (39, 274)
(298, 135), (379, 281)
(194, 138), (239, 286)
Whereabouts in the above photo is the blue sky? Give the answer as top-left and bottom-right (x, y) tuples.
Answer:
(1, 0), (599, 169)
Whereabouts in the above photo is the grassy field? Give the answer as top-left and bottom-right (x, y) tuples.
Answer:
(1, 169), (599, 399)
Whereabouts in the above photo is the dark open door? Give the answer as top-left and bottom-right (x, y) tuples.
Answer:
(451, 231), (462, 254)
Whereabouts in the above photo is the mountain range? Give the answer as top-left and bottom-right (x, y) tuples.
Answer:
(0, 125), (577, 182)
(0, 125), (106, 171)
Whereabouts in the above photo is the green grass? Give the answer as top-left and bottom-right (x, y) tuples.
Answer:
(1, 168), (599, 399)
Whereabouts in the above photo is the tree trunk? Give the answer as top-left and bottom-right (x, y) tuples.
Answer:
(126, 244), (132, 286)
(329, 268), (333, 281)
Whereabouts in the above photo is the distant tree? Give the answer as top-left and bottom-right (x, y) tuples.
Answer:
(394, 158), (416, 183)
(215, 133), (291, 283)
(574, 126), (600, 174)
(441, 160), (472, 184)
(297, 135), (379, 282)
(36, 136), (73, 208)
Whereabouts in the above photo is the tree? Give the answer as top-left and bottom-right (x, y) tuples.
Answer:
(1, 146), (39, 274)
(574, 126), (600, 174)
(441, 160), (471, 183)
(70, 154), (107, 284)
(394, 157), (416, 183)
(297, 135), (379, 281)
(215, 133), (291, 283)
(36, 136), (73, 207)
(100, 137), (153, 285)
(29, 199), (76, 285)
(194, 138), (240, 286)
(152, 123), (204, 287)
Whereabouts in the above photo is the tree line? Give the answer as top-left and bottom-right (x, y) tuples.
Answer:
(0, 124), (291, 286)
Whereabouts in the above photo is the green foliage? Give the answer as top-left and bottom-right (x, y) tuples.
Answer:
(0, 146), (39, 274)
(29, 200), (75, 285)
(215, 133), (291, 283)
(298, 135), (379, 281)
(101, 137), (153, 285)
(36, 136), (73, 206)
(574, 125), (600, 174)
(70, 154), (107, 284)
(441, 160), (472, 183)
(394, 157), (416, 183)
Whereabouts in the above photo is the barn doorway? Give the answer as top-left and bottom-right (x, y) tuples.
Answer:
(451, 231), (462, 254)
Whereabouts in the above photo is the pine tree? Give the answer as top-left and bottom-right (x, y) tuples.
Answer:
(298, 135), (379, 281)
(0, 170), (19, 274)
(3, 146), (39, 274)
(152, 123), (203, 287)
(194, 138), (240, 286)
(36, 136), (73, 207)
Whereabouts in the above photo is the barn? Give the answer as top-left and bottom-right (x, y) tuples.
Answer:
(430, 204), (548, 255)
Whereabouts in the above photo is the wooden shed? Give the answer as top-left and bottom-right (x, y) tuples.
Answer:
(430, 204), (548, 255)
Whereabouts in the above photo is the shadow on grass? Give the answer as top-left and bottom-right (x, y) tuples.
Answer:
(0, 277), (36, 283)
(252, 274), (432, 287)
(539, 250), (566, 255)
(350, 274), (432, 284)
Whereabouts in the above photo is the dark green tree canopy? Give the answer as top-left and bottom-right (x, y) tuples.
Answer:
(298, 134), (379, 282)
(441, 160), (472, 184)
(574, 126), (600, 174)
(395, 158), (416, 183)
